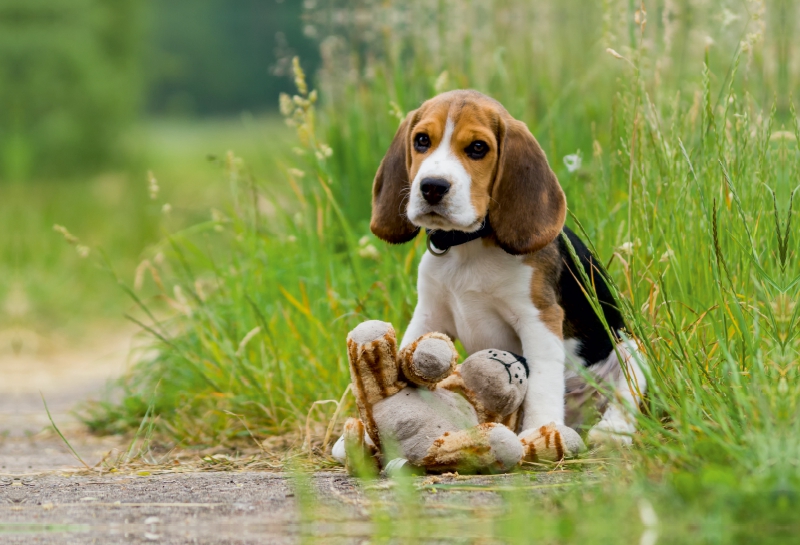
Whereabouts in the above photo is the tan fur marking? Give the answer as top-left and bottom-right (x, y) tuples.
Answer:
(554, 429), (564, 461)
(520, 424), (567, 463)
(524, 242), (565, 338)
(421, 422), (504, 472)
(501, 409), (522, 434)
(348, 338), (380, 447)
(362, 344), (387, 398)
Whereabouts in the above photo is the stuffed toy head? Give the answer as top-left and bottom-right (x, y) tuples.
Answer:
(460, 349), (528, 418)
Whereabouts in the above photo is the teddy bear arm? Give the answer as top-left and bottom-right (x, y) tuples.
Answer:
(347, 320), (408, 446)
(398, 332), (459, 388)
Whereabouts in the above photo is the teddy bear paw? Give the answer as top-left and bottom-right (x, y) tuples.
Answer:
(519, 423), (585, 462)
(399, 333), (458, 387)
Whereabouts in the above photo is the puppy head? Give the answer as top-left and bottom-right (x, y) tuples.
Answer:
(370, 90), (566, 254)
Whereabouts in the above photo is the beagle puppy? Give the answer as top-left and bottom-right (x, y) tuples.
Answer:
(370, 90), (646, 449)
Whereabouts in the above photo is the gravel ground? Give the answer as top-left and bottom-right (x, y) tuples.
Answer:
(0, 408), (582, 545)
(0, 447), (580, 544)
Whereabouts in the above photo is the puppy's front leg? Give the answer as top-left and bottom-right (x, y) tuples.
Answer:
(519, 324), (566, 429)
(400, 272), (455, 348)
(517, 323), (585, 460)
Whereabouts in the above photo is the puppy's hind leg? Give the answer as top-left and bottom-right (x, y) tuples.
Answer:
(587, 340), (647, 447)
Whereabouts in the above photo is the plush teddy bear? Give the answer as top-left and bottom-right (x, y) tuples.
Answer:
(332, 320), (584, 474)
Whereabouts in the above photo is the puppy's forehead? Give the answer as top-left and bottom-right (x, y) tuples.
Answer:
(415, 91), (504, 133)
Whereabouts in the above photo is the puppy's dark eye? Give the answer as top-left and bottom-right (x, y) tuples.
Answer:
(414, 133), (431, 152)
(465, 140), (488, 159)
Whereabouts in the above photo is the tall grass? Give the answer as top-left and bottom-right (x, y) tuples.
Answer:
(85, 0), (797, 516)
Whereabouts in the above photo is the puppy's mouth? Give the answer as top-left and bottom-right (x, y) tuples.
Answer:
(411, 211), (483, 233)
(409, 209), (482, 232)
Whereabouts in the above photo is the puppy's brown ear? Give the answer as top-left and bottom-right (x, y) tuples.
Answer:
(370, 111), (420, 244)
(489, 118), (566, 255)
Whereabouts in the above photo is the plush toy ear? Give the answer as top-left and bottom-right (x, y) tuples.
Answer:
(370, 111), (421, 244)
(488, 118), (566, 255)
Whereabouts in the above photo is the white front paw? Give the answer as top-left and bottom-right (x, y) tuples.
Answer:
(587, 418), (634, 447)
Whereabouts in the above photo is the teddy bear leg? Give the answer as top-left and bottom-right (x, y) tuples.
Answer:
(332, 422), (376, 463)
(347, 320), (407, 448)
(421, 423), (523, 474)
(519, 423), (585, 462)
(338, 417), (378, 476)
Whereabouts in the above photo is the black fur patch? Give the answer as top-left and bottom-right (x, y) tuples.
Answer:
(557, 227), (625, 366)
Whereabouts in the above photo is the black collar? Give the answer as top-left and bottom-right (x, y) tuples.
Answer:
(426, 218), (493, 254)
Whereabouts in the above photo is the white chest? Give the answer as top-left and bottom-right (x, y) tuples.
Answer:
(418, 240), (541, 354)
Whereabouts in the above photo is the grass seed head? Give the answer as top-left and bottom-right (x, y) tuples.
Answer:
(292, 56), (308, 96)
(147, 171), (159, 200)
(53, 224), (79, 244)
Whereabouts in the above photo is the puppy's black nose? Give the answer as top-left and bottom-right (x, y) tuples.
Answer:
(420, 177), (451, 205)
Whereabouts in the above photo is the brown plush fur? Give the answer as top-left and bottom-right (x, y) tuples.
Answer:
(398, 332), (458, 388)
(346, 323), (406, 447)
(519, 424), (565, 462)
(421, 423), (501, 472)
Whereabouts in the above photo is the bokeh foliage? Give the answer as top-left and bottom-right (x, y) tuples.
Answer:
(0, 0), (318, 180)
(145, 0), (319, 116)
(0, 0), (145, 180)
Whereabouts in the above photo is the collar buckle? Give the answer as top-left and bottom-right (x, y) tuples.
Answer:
(426, 235), (450, 256)
(425, 218), (493, 255)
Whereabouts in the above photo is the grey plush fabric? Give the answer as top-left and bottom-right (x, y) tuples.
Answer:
(460, 350), (527, 417)
(554, 424), (585, 454)
(349, 320), (392, 345)
(412, 337), (456, 382)
(372, 387), (478, 465)
(486, 424), (525, 471)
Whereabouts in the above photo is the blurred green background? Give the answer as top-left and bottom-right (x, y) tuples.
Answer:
(1, 0), (318, 345)
(1, 0), (318, 179)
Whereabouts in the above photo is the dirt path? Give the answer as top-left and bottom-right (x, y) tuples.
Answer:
(1, 466), (582, 544)
(1, 325), (134, 474)
(1, 325), (136, 436)
(0, 327), (590, 543)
